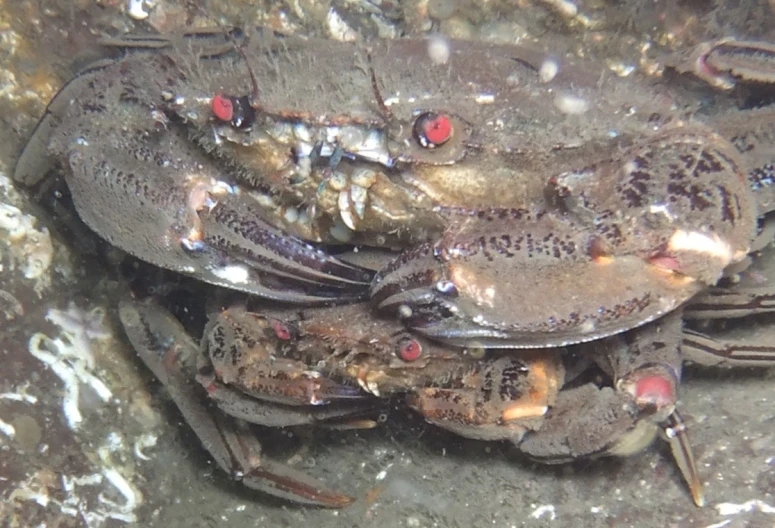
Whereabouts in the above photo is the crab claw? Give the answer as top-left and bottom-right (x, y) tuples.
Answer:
(64, 140), (375, 303)
(408, 353), (564, 441)
(578, 311), (704, 507)
(370, 230), (704, 348)
(17, 58), (373, 305)
(372, 128), (755, 347)
(188, 194), (375, 303)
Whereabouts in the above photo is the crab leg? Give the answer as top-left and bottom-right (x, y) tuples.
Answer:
(670, 38), (775, 90)
(685, 234), (775, 321)
(118, 298), (356, 507)
(682, 328), (775, 366)
(685, 287), (775, 320)
(197, 376), (375, 428)
(211, 413), (354, 507)
(660, 410), (705, 507)
(578, 312), (705, 506)
(98, 27), (242, 55)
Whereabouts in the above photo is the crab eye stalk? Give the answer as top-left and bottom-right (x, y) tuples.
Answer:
(413, 112), (453, 148)
(396, 336), (423, 362)
(211, 94), (256, 130)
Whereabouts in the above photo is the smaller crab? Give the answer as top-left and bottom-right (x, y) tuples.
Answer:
(119, 266), (775, 509)
(121, 294), (565, 506)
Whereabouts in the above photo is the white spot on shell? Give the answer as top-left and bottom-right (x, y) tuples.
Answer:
(658, 295), (678, 314)
(579, 319), (597, 334)
(554, 94), (590, 114)
(212, 264), (250, 285)
(668, 229), (734, 264)
(649, 203), (675, 222)
(539, 59), (559, 83)
(427, 37), (451, 65)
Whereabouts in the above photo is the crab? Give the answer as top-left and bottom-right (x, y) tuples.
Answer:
(11, 28), (775, 509)
(13, 30), (775, 344)
(118, 269), (775, 508)
(116, 293), (557, 507)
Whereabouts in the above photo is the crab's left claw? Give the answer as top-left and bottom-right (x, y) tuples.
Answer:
(372, 128), (755, 348)
(407, 353), (564, 441)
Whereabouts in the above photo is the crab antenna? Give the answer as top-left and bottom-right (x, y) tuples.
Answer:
(367, 51), (394, 122)
(225, 28), (261, 110)
(236, 44), (261, 110)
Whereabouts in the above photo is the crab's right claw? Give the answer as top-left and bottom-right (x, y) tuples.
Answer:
(15, 52), (373, 305)
(118, 298), (355, 508)
(63, 131), (374, 304)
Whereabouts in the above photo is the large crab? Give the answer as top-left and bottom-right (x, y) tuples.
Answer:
(14, 30), (775, 338)
(12, 29), (775, 508)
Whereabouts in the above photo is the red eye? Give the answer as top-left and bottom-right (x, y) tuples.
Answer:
(212, 94), (234, 122)
(270, 319), (292, 341)
(413, 112), (453, 148)
(397, 337), (422, 362)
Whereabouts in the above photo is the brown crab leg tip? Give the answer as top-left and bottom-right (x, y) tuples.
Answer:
(691, 482), (706, 508)
(661, 410), (705, 507)
(248, 465), (356, 508)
